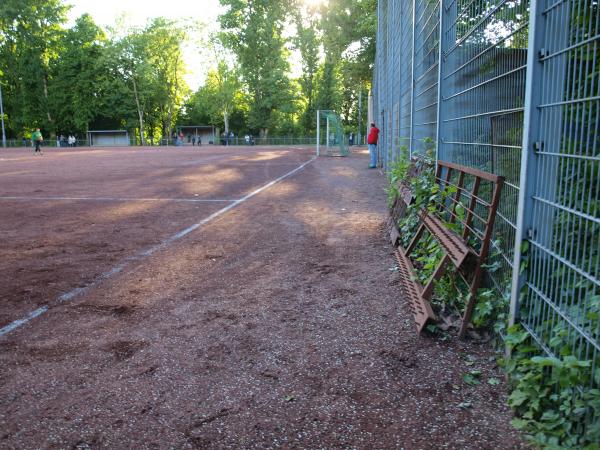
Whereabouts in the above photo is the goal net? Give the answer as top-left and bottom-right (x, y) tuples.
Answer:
(316, 110), (349, 157)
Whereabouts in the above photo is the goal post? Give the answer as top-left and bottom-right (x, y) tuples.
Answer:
(316, 110), (349, 157)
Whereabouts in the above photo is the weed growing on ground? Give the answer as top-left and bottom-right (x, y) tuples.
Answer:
(503, 325), (600, 449)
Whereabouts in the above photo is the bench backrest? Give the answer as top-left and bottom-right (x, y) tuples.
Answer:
(433, 160), (504, 264)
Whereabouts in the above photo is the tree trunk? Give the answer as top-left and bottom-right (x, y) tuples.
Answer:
(42, 74), (53, 129)
(165, 97), (172, 142)
(131, 75), (146, 146)
(148, 124), (154, 146)
(223, 111), (230, 135)
(165, 53), (180, 141)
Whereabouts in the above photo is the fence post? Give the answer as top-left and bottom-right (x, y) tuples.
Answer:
(377, 0), (384, 158)
(387, 0), (399, 169)
(358, 85), (362, 148)
(508, 0), (545, 328)
(434, 0), (446, 165)
(316, 110), (320, 156)
(408, 0), (416, 158)
(435, 0), (457, 163)
(0, 83), (6, 149)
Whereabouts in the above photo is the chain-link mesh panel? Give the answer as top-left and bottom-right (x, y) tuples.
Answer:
(520, 0), (599, 386)
(438, 0), (529, 300)
(413, 0), (440, 157)
(374, 0), (600, 436)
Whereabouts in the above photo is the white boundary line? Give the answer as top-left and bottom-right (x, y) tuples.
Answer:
(0, 156), (317, 338)
(0, 196), (237, 203)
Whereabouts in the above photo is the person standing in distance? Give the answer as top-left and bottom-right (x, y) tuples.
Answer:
(367, 122), (380, 168)
(32, 128), (43, 155)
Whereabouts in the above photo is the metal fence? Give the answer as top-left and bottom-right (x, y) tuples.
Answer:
(0, 136), (335, 149)
(1, 139), (91, 148)
(438, 0), (530, 311)
(510, 0), (600, 386)
(373, 0), (599, 393)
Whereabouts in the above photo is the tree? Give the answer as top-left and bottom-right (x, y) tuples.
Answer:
(219, 0), (295, 137)
(102, 19), (189, 144)
(292, 4), (321, 133)
(106, 31), (154, 144)
(142, 18), (188, 142)
(0, 0), (378, 141)
(48, 14), (106, 135)
(0, 0), (68, 137)
(319, 0), (376, 131)
(179, 89), (212, 128)
(201, 61), (242, 135)
(319, 0), (376, 84)
(314, 54), (342, 113)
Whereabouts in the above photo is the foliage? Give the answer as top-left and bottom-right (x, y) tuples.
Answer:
(317, 0), (376, 134)
(0, 2), (190, 141)
(219, 0), (295, 137)
(102, 19), (189, 144)
(48, 14), (106, 134)
(194, 60), (243, 134)
(385, 145), (410, 207)
(142, 18), (189, 141)
(291, 5), (320, 133)
(0, 0), (68, 135)
(0, 0), (378, 140)
(319, 0), (376, 84)
(313, 55), (343, 118)
(395, 145), (436, 248)
(503, 325), (600, 449)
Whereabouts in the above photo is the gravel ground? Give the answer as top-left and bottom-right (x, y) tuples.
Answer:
(0, 147), (526, 449)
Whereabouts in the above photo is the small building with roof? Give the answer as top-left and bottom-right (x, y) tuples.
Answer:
(176, 125), (217, 145)
(87, 130), (130, 147)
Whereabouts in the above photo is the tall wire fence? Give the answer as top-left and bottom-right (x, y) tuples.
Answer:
(514, 0), (600, 387)
(373, 0), (599, 402)
(0, 136), (330, 148)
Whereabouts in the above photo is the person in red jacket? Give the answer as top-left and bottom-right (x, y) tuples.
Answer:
(367, 122), (380, 168)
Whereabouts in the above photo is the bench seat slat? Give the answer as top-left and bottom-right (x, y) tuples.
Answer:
(420, 209), (473, 268)
(394, 248), (436, 332)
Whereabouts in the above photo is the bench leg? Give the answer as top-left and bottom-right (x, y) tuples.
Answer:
(421, 254), (450, 301)
(405, 224), (425, 256)
(458, 266), (484, 338)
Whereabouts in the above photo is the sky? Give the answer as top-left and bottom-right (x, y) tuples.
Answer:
(66, 0), (225, 90)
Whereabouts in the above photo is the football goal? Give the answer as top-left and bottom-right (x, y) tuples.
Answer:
(316, 110), (349, 157)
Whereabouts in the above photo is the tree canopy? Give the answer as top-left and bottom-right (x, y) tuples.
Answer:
(0, 0), (377, 141)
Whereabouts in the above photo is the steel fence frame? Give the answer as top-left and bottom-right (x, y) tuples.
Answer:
(439, 0), (530, 311)
(510, 0), (600, 384)
(374, 0), (599, 398)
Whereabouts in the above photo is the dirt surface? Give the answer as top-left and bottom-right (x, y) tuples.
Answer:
(0, 146), (525, 448)
(0, 146), (309, 327)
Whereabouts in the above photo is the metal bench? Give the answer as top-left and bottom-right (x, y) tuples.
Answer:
(393, 160), (504, 337)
